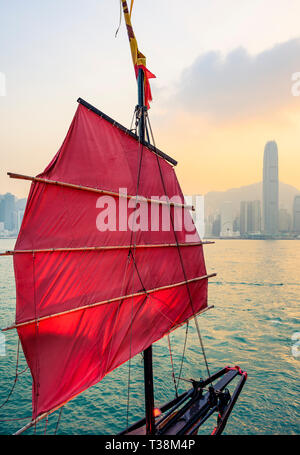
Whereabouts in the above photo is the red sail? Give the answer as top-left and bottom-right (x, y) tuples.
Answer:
(14, 102), (208, 418)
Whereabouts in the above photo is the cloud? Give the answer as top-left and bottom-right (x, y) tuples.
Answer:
(175, 38), (300, 120)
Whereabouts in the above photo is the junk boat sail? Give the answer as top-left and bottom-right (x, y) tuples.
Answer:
(1, 1), (247, 435)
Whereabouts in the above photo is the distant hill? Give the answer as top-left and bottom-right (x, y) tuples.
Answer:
(204, 182), (300, 216)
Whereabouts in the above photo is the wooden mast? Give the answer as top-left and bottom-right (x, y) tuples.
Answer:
(137, 67), (155, 435)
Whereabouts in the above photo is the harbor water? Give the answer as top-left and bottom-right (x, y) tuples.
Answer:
(0, 239), (299, 435)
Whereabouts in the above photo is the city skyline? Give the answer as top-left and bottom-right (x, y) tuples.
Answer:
(1, 176), (299, 239)
(1, 1), (300, 199)
(0, 192), (25, 236)
(1, 1), (300, 439)
(205, 140), (300, 239)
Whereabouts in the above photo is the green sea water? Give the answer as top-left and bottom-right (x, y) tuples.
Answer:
(0, 239), (299, 435)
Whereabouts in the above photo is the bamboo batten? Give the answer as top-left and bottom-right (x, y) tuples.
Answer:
(14, 390), (81, 435)
(13, 304), (215, 435)
(0, 241), (214, 256)
(2, 273), (217, 332)
(7, 172), (195, 210)
(14, 414), (48, 435)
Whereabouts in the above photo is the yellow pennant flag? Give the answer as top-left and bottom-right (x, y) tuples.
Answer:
(121, 0), (155, 108)
(129, 0), (134, 18)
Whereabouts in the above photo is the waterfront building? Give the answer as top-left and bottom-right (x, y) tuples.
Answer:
(220, 201), (233, 237)
(240, 200), (261, 235)
(0, 193), (16, 231)
(278, 208), (292, 233)
(293, 195), (300, 233)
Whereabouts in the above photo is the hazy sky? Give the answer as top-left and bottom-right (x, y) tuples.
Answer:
(1, 0), (300, 198)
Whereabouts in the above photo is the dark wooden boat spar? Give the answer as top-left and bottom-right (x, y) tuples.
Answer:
(1, 1), (247, 435)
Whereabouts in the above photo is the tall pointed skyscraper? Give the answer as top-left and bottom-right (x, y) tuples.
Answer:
(263, 141), (279, 235)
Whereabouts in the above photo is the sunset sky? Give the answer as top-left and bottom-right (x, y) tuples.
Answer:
(1, 0), (300, 198)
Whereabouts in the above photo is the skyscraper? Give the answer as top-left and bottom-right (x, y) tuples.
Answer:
(220, 201), (233, 237)
(263, 141), (279, 235)
(293, 195), (300, 233)
(239, 201), (247, 236)
(248, 200), (261, 234)
(240, 200), (261, 236)
(212, 214), (221, 237)
(278, 208), (292, 233)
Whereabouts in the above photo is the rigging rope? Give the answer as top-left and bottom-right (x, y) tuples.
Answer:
(115, 0), (122, 37)
(44, 416), (48, 435)
(129, 105), (138, 134)
(0, 339), (20, 410)
(167, 335), (178, 398)
(54, 406), (64, 435)
(126, 289), (135, 428)
(103, 254), (131, 377)
(116, 0), (134, 37)
(176, 321), (189, 390)
(32, 251), (41, 432)
(126, 111), (146, 426)
(145, 112), (212, 382)
(103, 131), (146, 422)
(0, 338), (28, 411)
(0, 416), (31, 422)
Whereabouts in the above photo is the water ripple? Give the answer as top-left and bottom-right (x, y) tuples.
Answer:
(0, 239), (299, 435)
